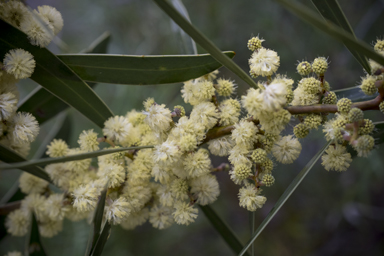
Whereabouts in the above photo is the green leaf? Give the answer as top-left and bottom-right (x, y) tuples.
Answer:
(90, 222), (111, 256)
(200, 205), (250, 256)
(86, 187), (108, 256)
(372, 121), (384, 145)
(170, 0), (197, 54)
(153, 0), (259, 88)
(0, 144), (51, 183)
(311, 0), (371, 73)
(239, 141), (331, 256)
(273, 0), (384, 67)
(333, 86), (377, 102)
(0, 146), (154, 170)
(56, 52), (235, 85)
(17, 31), (112, 125)
(0, 20), (114, 128)
(26, 214), (47, 256)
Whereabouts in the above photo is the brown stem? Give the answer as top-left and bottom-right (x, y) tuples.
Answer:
(0, 201), (21, 215)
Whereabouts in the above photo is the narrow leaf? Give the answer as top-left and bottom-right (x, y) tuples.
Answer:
(239, 141), (331, 255)
(17, 31), (111, 125)
(170, 0), (197, 54)
(372, 121), (384, 145)
(56, 52), (235, 85)
(312, 0), (371, 73)
(86, 187), (108, 256)
(0, 146), (154, 170)
(200, 205), (250, 256)
(0, 144), (51, 183)
(25, 214), (47, 256)
(0, 20), (114, 128)
(153, 0), (259, 88)
(273, 0), (384, 67)
(90, 222), (111, 256)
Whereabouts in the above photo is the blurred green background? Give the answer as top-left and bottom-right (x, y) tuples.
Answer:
(1, 0), (384, 255)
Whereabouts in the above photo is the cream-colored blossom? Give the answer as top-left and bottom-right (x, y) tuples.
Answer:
(3, 49), (35, 79)
(19, 172), (48, 194)
(5, 209), (31, 236)
(105, 197), (132, 225)
(272, 135), (302, 164)
(321, 144), (352, 172)
(103, 115), (132, 143)
(190, 174), (220, 205)
(78, 129), (99, 152)
(46, 138), (69, 157)
(172, 201), (198, 225)
(10, 112), (39, 144)
(208, 135), (235, 156)
(238, 183), (267, 211)
(249, 48), (280, 77)
(144, 103), (172, 132)
(149, 204), (174, 229)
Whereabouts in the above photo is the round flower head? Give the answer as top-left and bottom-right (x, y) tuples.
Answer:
(190, 102), (219, 130)
(208, 135), (235, 156)
(78, 129), (99, 152)
(183, 149), (211, 178)
(321, 144), (352, 171)
(337, 98), (352, 114)
(322, 91), (337, 104)
(181, 79), (215, 105)
(105, 197), (132, 225)
(296, 61), (312, 76)
(293, 123), (309, 139)
(301, 77), (321, 94)
(19, 172), (48, 194)
(249, 48), (280, 77)
(103, 115), (132, 142)
(231, 120), (259, 150)
(262, 173), (275, 187)
(44, 193), (68, 221)
(179, 133), (197, 152)
(304, 114), (322, 130)
(238, 183), (267, 211)
(144, 103), (172, 132)
(98, 163), (126, 188)
(0, 0), (29, 27)
(359, 119), (375, 135)
(352, 135), (375, 157)
(20, 15), (54, 47)
(190, 174), (220, 205)
(35, 5), (64, 35)
(258, 109), (291, 135)
(149, 204), (174, 230)
(360, 76), (377, 95)
(5, 209), (31, 236)
(170, 179), (189, 200)
(46, 138), (69, 157)
(173, 105), (185, 117)
(251, 148), (267, 164)
(247, 36), (264, 51)
(72, 184), (99, 212)
(230, 164), (252, 185)
(374, 39), (384, 52)
(3, 49), (35, 79)
(154, 139), (182, 167)
(272, 135), (302, 164)
(348, 108), (364, 123)
(312, 57), (328, 75)
(172, 201), (198, 225)
(216, 78), (237, 96)
(0, 92), (18, 121)
(219, 101), (240, 126)
(10, 112), (39, 144)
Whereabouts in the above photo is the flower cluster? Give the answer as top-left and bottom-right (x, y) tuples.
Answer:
(4, 32), (384, 240)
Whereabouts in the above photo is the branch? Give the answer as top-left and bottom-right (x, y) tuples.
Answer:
(0, 201), (21, 215)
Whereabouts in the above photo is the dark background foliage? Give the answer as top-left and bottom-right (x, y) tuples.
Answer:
(1, 0), (384, 255)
